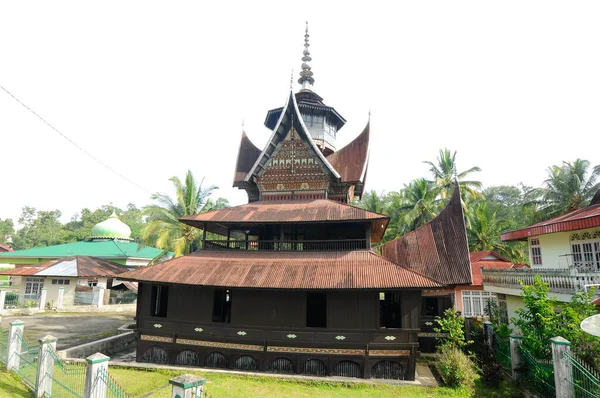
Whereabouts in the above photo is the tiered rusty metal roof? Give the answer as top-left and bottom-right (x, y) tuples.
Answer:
(117, 250), (443, 289)
(0, 256), (130, 277)
(180, 199), (389, 242)
(469, 250), (514, 286)
(326, 122), (369, 183)
(380, 184), (473, 286)
(501, 201), (600, 241)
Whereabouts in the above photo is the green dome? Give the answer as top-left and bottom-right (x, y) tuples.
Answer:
(89, 212), (132, 241)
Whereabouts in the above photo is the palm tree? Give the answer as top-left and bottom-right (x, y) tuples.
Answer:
(355, 190), (387, 214)
(387, 179), (440, 234)
(141, 170), (229, 257)
(423, 148), (482, 200)
(466, 201), (527, 263)
(534, 159), (600, 219)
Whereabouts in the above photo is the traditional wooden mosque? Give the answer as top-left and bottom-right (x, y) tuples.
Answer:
(120, 25), (472, 380)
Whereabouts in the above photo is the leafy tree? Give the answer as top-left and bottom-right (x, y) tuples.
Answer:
(141, 170), (229, 257)
(434, 307), (469, 350)
(466, 201), (527, 263)
(12, 207), (69, 250)
(0, 218), (14, 245)
(532, 159), (600, 219)
(423, 148), (482, 200)
(355, 190), (387, 214)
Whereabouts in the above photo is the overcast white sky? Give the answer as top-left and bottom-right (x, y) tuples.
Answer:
(1, 1), (599, 226)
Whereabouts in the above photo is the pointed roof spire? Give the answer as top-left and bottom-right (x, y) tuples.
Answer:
(298, 22), (315, 90)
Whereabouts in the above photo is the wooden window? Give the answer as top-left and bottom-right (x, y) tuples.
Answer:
(462, 291), (496, 317)
(87, 279), (98, 287)
(52, 279), (71, 285)
(306, 293), (327, 328)
(571, 239), (600, 271)
(379, 292), (402, 328)
(151, 285), (169, 318)
(212, 289), (231, 323)
(530, 238), (542, 266)
(24, 277), (44, 300)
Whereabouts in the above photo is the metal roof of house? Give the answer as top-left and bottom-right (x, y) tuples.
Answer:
(0, 256), (131, 277)
(117, 250), (443, 290)
(180, 199), (389, 242)
(469, 250), (514, 286)
(325, 122), (369, 183)
(0, 240), (165, 261)
(501, 202), (600, 241)
(379, 184), (473, 286)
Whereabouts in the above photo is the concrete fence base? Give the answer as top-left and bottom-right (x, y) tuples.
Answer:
(58, 331), (136, 359)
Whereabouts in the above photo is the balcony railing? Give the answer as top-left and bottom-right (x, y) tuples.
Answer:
(482, 268), (600, 296)
(202, 239), (368, 252)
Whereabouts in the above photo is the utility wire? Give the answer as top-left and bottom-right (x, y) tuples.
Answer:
(0, 84), (151, 194)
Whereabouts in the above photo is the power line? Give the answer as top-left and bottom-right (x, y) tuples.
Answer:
(0, 84), (151, 195)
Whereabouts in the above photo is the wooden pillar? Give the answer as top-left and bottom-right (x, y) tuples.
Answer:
(202, 223), (207, 249)
(226, 229), (231, 249)
(365, 223), (371, 249)
(245, 232), (249, 250)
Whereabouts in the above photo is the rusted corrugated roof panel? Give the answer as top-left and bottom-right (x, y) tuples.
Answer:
(181, 199), (389, 242)
(501, 202), (600, 241)
(0, 256), (130, 277)
(469, 250), (514, 286)
(0, 243), (13, 252)
(118, 250), (443, 289)
(326, 123), (369, 183)
(232, 131), (262, 186)
(380, 185), (472, 286)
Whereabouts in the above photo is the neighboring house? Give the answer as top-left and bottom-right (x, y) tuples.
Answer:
(0, 213), (167, 268)
(0, 255), (130, 307)
(0, 243), (13, 253)
(483, 191), (600, 324)
(457, 251), (517, 318)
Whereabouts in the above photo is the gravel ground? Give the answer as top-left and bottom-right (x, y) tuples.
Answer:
(0, 312), (134, 350)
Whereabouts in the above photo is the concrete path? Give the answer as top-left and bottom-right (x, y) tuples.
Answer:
(0, 312), (134, 350)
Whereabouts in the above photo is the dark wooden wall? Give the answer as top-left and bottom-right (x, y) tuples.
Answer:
(139, 283), (421, 330)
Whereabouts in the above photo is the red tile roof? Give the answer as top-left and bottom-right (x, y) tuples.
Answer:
(0, 243), (13, 252)
(118, 250), (444, 289)
(326, 123), (369, 183)
(469, 250), (514, 286)
(501, 203), (600, 241)
(380, 185), (472, 286)
(232, 131), (262, 186)
(181, 199), (389, 242)
(0, 256), (130, 277)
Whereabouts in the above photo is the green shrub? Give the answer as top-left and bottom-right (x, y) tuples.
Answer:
(434, 307), (469, 350)
(435, 346), (478, 391)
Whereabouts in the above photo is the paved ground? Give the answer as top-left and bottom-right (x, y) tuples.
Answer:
(0, 312), (134, 350)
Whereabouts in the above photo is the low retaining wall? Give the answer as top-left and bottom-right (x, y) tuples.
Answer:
(58, 331), (136, 359)
(58, 304), (136, 313)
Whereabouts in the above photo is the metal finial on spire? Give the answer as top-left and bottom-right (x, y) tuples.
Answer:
(290, 69), (294, 89)
(298, 22), (314, 90)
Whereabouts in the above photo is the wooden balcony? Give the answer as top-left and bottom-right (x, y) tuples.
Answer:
(201, 239), (368, 252)
(482, 268), (600, 296)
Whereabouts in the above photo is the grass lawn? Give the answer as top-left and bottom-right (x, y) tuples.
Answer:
(0, 365), (522, 398)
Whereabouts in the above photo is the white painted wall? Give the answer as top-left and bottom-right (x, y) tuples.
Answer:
(529, 227), (600, 269)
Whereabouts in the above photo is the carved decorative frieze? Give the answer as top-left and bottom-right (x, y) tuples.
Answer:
(141, 335), (172, 343)
(369, 349), (410, 357)
(267, 346), (365, 355)
(176, 338), (263, 352)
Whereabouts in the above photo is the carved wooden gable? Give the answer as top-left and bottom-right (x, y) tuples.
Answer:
(256, 127), (333, 200)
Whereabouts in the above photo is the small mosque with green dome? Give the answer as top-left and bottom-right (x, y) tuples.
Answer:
(0, 213), (166, 267)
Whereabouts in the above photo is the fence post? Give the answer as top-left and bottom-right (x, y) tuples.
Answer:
(57, 287), (64, 310)
(35, 335), (57, 398)
(551, 336), (574, 398)
(483, 321), (494, 347)
(0, 290), (6, 312)
(169, 374), (206, 398)
(84, 352), (109, 398)
(509, 335), (524, 380)
(7, 320), (24, 370)
(38, 288), (47, 312)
